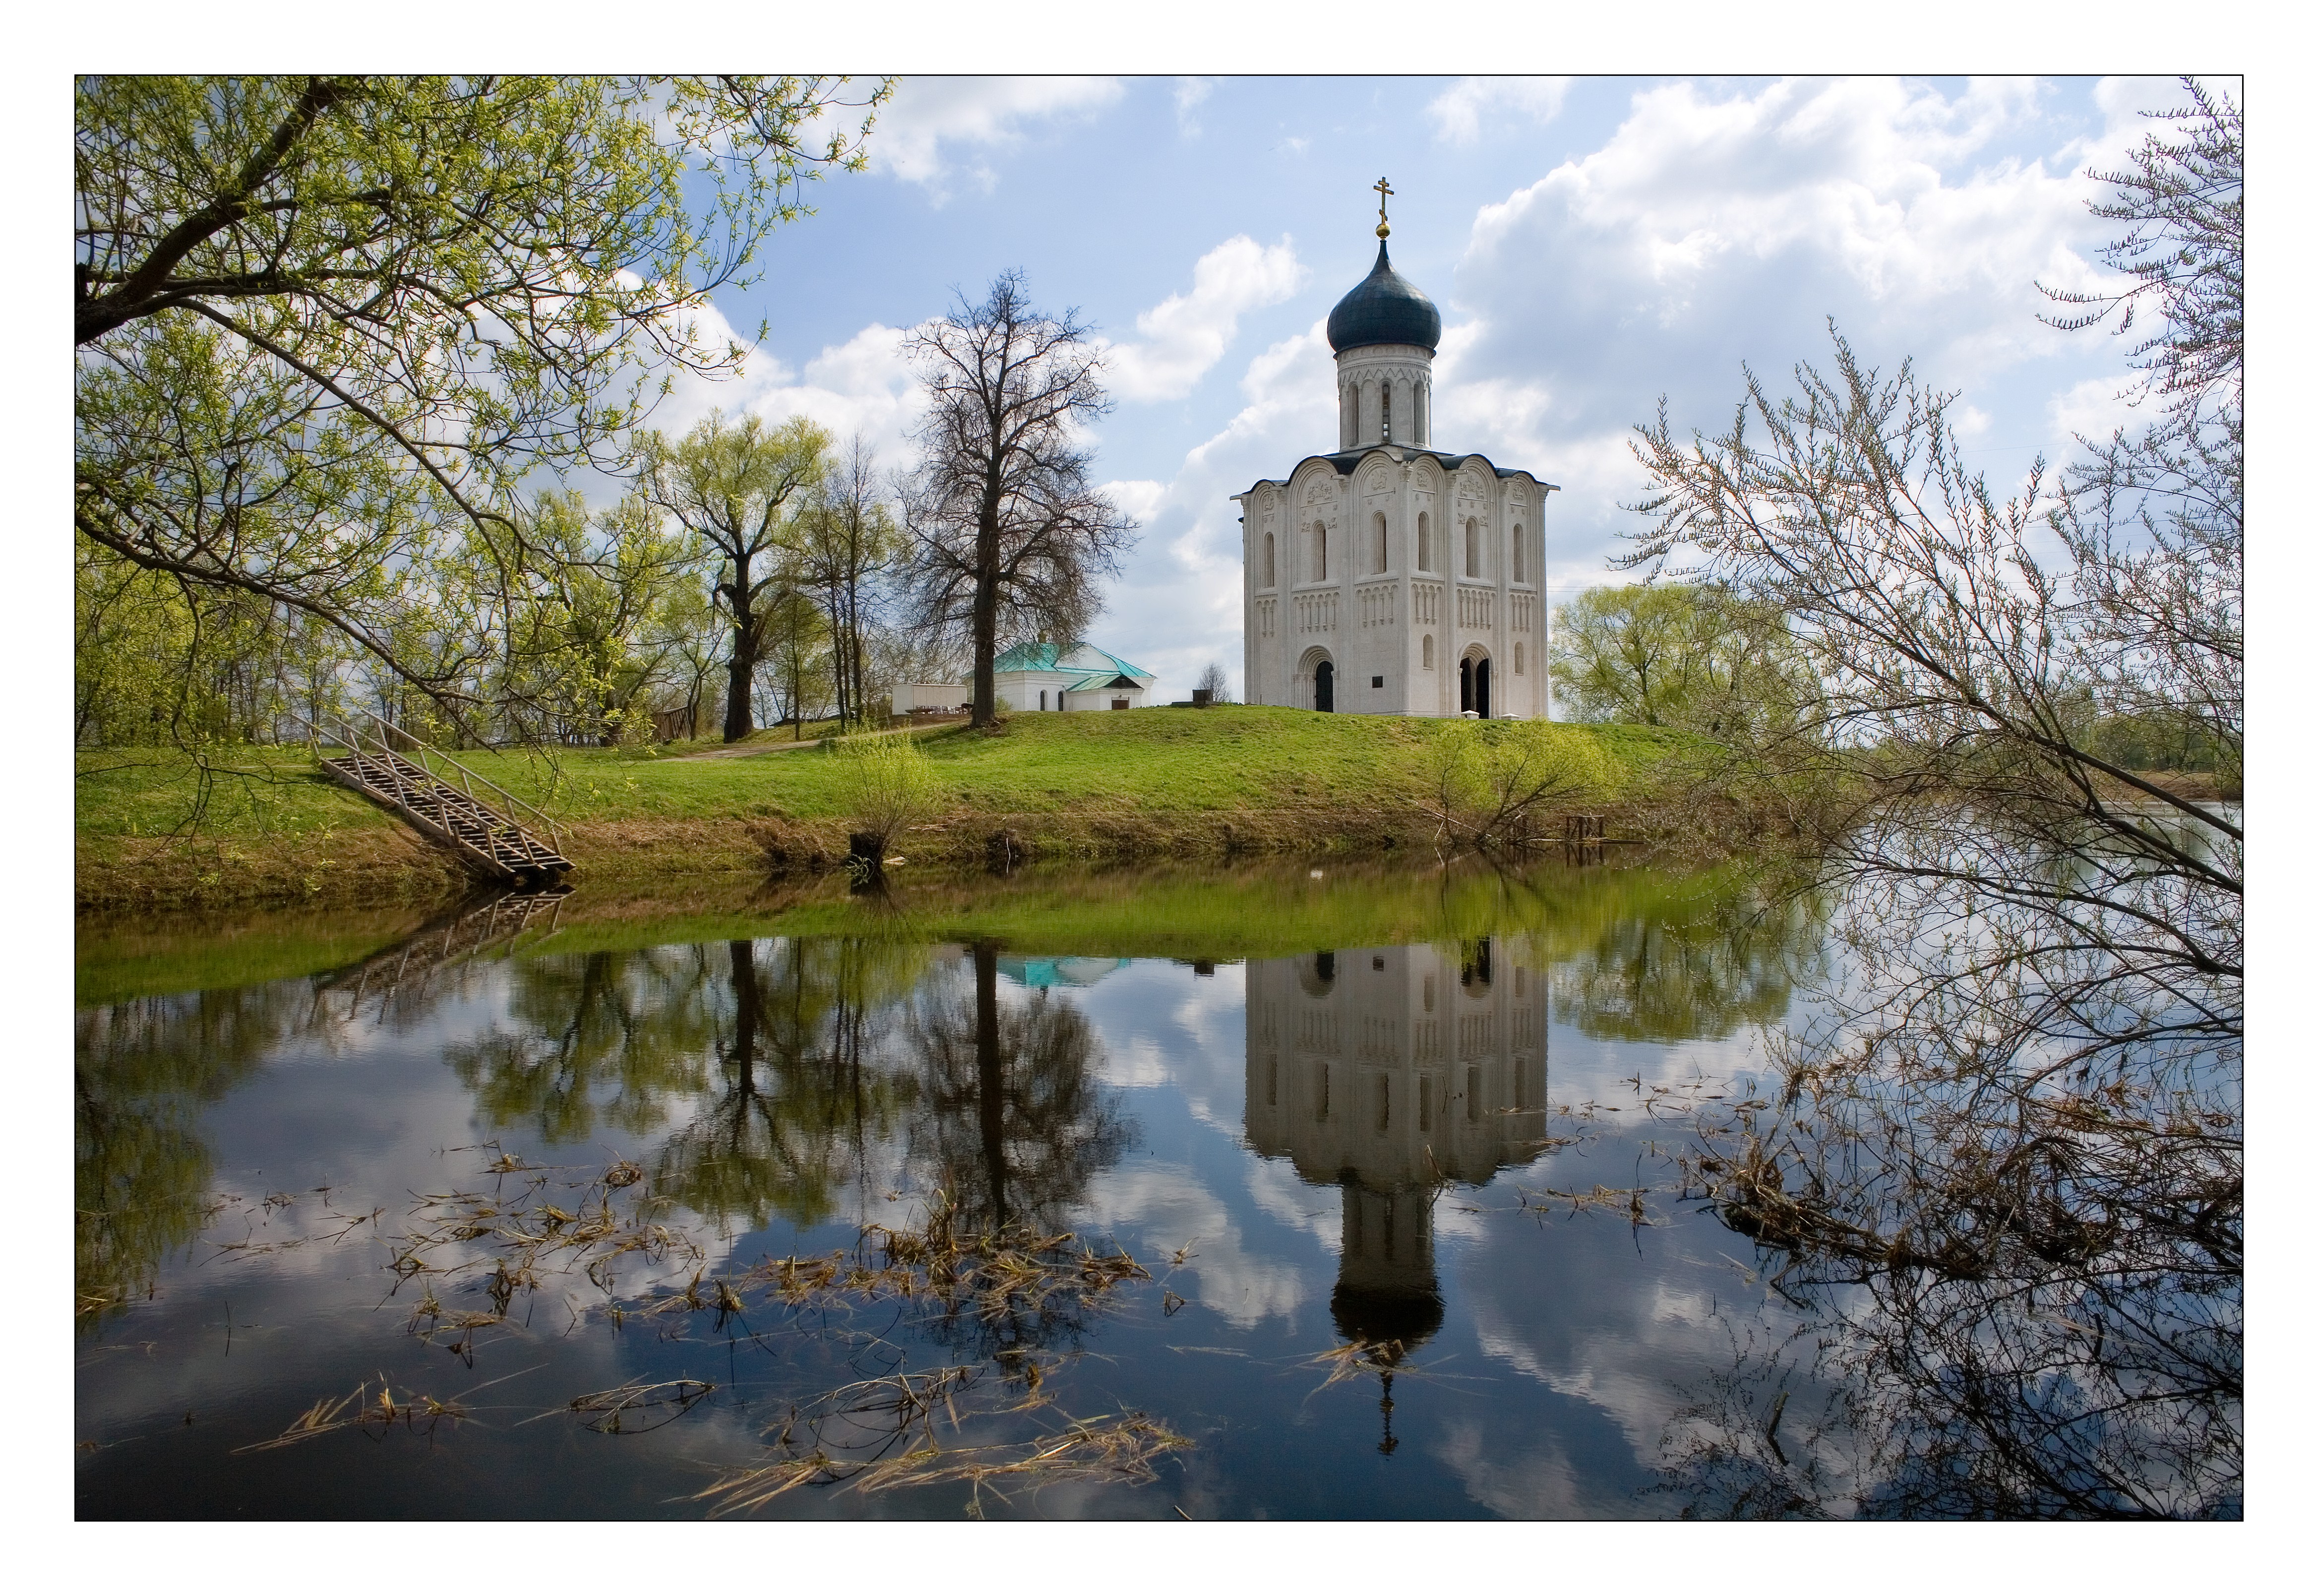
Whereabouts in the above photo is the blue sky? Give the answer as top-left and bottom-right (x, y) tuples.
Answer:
(654, 75), (2194, 703)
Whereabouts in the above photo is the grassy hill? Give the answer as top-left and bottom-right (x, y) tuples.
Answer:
(76, 706), (1710, 910)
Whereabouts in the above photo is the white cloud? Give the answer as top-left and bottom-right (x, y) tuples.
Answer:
(659, 317), (927, 471)
(1436, 75), (2135, 606)
(2048, 372), (2149, 449)
(1428, 76), (1572, 144)
(868, 77), (1124, 196)
(1102, 236), (1307, 403)
(1080, 1161), (1315, 1327)
(1173, 76), (1219, 136)
(1068, 77), (2170, 702)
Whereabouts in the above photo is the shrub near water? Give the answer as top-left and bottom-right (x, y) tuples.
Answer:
(833, 733), (943, 860)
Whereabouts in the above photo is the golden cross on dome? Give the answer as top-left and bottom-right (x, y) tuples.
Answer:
(1373, 176), (1394, 238)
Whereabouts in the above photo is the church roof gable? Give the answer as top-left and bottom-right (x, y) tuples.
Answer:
(992, 641), (1154, 682)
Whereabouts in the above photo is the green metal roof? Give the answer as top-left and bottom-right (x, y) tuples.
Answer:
(991, 641), (1153, 681)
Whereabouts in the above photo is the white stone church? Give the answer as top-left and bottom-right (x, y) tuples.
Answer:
(1235, 195), (1554, 719)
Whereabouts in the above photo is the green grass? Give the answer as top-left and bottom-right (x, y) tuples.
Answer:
(74, 901), (447, 1007)
(76, 854), (1788, 1005)
(76, 707), (1701, 838)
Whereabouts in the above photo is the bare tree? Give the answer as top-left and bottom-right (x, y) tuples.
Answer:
(1194, 661), (1233, 704)
(799, 434), (902, 730)
(641, 410), (829, 742)
(902, 273), (1138, 729)
(1626, 79), (2242, 1519)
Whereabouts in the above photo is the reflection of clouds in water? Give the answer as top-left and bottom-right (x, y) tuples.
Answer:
(1447, 1148), (1796, 1473)
(1243, 1156), (1341, 1254)
(1428, 1414), (1591, 1519)
(1075, 962), (1248, 1139)
(1097, 1035), (1174, 1091)
(1431, 1199), (1492, 1245)
(1546, 1025), (1775, 1104)
(1081, 1161), (1314, 1327)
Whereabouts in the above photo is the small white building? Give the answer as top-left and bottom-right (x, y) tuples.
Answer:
(1234, 199), (1557, 720)
(991, 642), (1157, 713)
(892, 681), (969, 714)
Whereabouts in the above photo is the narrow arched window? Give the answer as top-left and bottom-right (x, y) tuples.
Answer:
(1513, 524), (1525, 583)
(1315, 522), (1328, 582)
(1514, 642), (1524, 675)
(1465, 519), (1479, 578)
(1263, 531), (1276, 589)
(1417, 512), (1431, 571)
(1381, 383), (1393, 443)
(1373, 512), (1388, 574)
(1422, 634), (1434, 670)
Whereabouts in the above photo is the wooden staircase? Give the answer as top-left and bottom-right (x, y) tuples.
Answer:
(300, 713), (572, 881)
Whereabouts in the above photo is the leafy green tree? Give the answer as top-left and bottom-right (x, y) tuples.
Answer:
(1551, 582), (1816, 739)
(75, 75), (885, 730)
(758, 587), (836, 738)
(483, 489), (700, 745)
(798, 434), (905, 729)
(641, 410), (832, 740)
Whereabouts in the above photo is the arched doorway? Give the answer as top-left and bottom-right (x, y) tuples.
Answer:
(1460, 648), (1492, 718)
(1299, 648), (1336, 713)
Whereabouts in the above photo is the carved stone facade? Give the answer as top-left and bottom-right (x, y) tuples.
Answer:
(1237, 448), (1555, 719)
(1235, 236), (1556, 719)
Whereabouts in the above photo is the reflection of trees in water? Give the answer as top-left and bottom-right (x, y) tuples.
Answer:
(898, 943), (1136, 1367)
(445, 946), (723, 1143)
(448, 936), (931, 1231)
(446, 931), (1136, 1260)
(1549, 885), (1824, 1044)
(652, 939), (926, 1231)
(75, 987), (309, 1322)
(904, 944), (1132, 1237)
(1659, 863), (2241, 1518)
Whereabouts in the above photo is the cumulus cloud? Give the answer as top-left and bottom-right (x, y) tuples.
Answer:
(1430, 76), (2145, 609)
(867, 77), (1124, 196)
(1427, 76), (1572, 144)
(1173, 76), (1220, 136)
(657, 317), (927, 469)
(1102, 236), (1307, 403)
(1071, 77), (2177, 704)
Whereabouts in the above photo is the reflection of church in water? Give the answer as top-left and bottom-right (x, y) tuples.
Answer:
(1244, 938), (1548, 1378)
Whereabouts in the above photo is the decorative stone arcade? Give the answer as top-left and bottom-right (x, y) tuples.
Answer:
(1235, 180), (1558, 719)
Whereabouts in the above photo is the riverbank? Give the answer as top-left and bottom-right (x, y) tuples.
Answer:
(76, 707), (1760, 913)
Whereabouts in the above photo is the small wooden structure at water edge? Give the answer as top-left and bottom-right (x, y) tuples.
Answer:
(298, 712), (572, 882)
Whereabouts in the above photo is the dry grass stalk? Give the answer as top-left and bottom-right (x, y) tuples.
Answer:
(233, 1377), (467, 1453)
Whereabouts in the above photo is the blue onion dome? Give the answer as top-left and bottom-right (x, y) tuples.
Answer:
(1325, 241), (1442, 354)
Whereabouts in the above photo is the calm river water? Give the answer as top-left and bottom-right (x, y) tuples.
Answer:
(74, 859), (2227, 1519)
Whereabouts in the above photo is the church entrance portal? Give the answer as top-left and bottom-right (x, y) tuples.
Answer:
(1315, 660), (1335, 713)
(1459, 653), (1491, 718)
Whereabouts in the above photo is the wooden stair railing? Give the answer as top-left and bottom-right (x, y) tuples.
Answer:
(297, 712), (572, 880)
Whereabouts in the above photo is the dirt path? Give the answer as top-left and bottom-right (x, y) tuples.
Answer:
(667, 720), (960, 761)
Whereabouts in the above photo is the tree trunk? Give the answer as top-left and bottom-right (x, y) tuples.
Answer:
(974, 941), (1007, 1228)
(971, 502), (1000, 729)
(722, 554), (757, 743)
